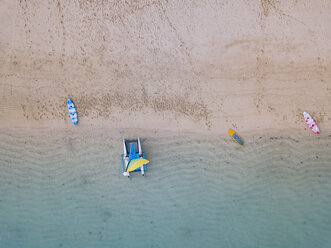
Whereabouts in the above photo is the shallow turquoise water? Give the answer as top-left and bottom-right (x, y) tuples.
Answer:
(0, 128), (331, 248)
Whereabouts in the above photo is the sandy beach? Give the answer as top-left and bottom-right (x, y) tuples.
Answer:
(0, 0), (330, 135)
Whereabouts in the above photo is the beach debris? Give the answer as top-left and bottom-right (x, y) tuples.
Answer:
(229, 129), (245, 147)
(67, 98), (78, 125)
(121, 138), (149, 177)
(303, 112), (320, 134)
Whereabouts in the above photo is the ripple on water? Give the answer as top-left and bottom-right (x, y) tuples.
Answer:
(0, 128), (331, 248)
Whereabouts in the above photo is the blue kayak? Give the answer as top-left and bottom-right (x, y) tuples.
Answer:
(67, 98), (78, 125)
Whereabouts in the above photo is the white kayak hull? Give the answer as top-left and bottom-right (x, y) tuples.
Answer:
(303, 112), (319, 134)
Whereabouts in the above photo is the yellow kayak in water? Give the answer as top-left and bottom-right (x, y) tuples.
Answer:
(228, 129), (244, 147)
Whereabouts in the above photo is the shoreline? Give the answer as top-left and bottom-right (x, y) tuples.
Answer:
(1, 119), (330, 139)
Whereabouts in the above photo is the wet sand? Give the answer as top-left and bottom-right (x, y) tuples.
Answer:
(0, 0), (330, 134)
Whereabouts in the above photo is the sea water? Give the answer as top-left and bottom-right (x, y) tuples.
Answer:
(0, 127), (330, 248)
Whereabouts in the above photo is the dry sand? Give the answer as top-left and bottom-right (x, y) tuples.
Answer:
(1, 0), (330, 135)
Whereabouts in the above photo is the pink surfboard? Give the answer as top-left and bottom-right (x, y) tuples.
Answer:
(303, 112), (320, 134)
